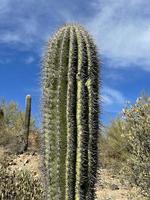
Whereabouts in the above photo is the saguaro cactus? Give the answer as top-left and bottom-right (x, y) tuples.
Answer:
(0, 108), (4, 128)
(0, 108), (4, 120)
(42, 24), (100, 200)
(24, 95), (31, 151)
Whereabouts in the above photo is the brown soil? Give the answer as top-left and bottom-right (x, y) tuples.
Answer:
(96, 168), (144, 200)
(0, 146), (42, 177)
(0, 146), (147, 200)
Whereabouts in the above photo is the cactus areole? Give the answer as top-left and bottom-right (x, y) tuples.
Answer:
(41, 24), (100, 200)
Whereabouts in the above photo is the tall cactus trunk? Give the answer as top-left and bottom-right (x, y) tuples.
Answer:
(24, 95), (31, 151)
(41, 24), (100, 200)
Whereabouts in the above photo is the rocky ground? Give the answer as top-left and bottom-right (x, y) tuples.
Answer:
(0, 146), (147, 200)
(96, 168), (145, 200)
(0, 146), (41, 176)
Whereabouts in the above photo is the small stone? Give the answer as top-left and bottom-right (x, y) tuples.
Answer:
(24, 159), (29, 165)
(110, 184), (119, 190)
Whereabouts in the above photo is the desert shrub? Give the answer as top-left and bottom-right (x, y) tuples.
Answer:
(0, 99), (36, 152)
(121, 95), (150, 197)
(100, 94), (150, 197)
(0, 151), (44, 200)
(100, 118), (129, 172)
(0, 167), (44, 200)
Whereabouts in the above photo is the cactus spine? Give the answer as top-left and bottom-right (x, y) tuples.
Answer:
(24, 95), (31, 151)
(42, 24), (100, 200)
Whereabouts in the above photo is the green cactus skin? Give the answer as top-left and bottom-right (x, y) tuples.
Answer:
(42, 24), (100, 200)
(24, 95), (31, 151)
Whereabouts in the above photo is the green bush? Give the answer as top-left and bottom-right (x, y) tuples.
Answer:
(0, 154), (44, 200)
(0, 99), (36, 153)
(100, 94), (150, 197)
(0, 167), (44, 200)
(121, 95), (150, 197)
(100, 118), (129, 172)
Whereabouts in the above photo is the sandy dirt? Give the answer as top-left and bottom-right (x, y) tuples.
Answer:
(0, 146), (147, 200)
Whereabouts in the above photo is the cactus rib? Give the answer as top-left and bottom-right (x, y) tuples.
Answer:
(42, 24), (100, 200)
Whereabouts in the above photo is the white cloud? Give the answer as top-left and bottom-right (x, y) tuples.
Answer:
(102, 86), (125, 106)
(0, 33), (21, 43)
(0, 1), (54, 49)
(0, 0), (10, 14)
(86, 0), (150, 70)
(0, 0), (150, 72)
(0, 58), (10, 64)
(105, 72), (123, 81)
(25, 56), (35, 64)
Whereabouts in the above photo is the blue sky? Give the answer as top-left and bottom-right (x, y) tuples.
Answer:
(0, 0), (150, 126)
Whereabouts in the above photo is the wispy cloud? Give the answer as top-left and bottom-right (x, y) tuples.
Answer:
(101, 86), (126, 120)
(102, 86), (125, 106)
(86, 0), (150, 71)
(0, 0), (63, 49)
(25, 56), (35, 64)
(0, 0), (149, 71)
(0, 33), (21, 43)
(0, 58), (11, 64)
(0, 0), (10, 14)
(0, 0), (90, 47)
(104, 71), (124, 81)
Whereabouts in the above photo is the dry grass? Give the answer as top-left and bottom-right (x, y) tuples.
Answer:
(96, 168), (148, 200)
(0, 146), (148, 200)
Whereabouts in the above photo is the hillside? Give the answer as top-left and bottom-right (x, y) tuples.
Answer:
(0, 146), (146, 200)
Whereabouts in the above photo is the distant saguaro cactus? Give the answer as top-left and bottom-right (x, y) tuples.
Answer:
(0, 108), (4, 128)
(41, 24), (100, 200)
(24, 95), (31, 151)
(0, 108), (4, 120)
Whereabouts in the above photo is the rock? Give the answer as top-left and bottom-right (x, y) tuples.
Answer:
(110, 184), (119, 190)
(23, 159), (29, 165)
(31, 151), (36, 156)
